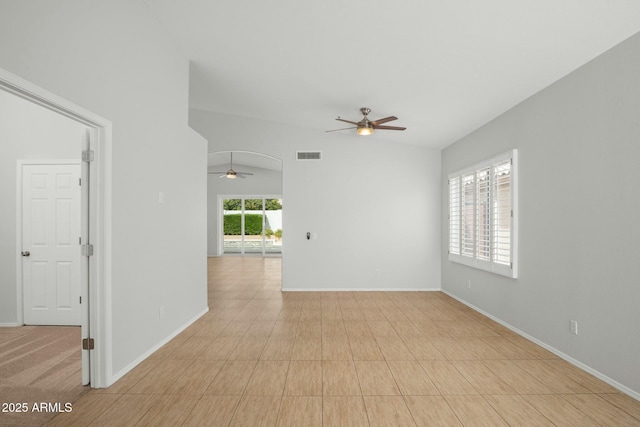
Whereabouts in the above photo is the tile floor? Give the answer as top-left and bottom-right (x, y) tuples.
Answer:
(46, 256), (640, 426)
(0, 326), (87, 426)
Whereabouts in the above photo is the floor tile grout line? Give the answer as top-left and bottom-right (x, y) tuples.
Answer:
(38, 257), (640, 425)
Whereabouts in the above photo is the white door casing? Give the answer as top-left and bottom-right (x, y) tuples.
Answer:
(21, 162), (81, 326)
(4, 67), (111, 388)
(80, 132), (92, 385)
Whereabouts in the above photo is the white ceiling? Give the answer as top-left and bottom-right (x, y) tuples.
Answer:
(144, 0), (640, 149)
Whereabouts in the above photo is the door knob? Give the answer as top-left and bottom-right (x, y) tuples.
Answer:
(21, 251), (30, 257)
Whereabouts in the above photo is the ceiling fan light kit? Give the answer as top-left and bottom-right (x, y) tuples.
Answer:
(327, 107), (406, 136)
(356, 123), (374, 136)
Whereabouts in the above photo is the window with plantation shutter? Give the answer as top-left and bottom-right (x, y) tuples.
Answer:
(448, 150), (518, 278)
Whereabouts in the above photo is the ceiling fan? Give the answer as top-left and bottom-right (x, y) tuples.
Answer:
(208, 152), (254, 179)
(326, 107), (406, 135)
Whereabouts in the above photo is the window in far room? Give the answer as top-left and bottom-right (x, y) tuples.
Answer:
(448, 150), (518, 278)
(222, 197), (283, 256)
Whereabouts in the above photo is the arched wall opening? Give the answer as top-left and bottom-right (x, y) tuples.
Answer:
(207, 150), (283, 284)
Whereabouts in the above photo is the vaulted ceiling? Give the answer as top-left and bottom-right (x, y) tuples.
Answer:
(208, 151), (282, 172)
(144, 0), (640, 149)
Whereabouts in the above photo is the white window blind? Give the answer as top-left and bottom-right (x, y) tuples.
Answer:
(476, 168), (491, 261)
(462, 173), (475, 257)
(448, 150), (518, 278)
(492, 160), (512, 266)
(449, 176), (461, 255)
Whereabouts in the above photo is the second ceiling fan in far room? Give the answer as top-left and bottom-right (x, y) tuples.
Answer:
(208, 152), (254, 179)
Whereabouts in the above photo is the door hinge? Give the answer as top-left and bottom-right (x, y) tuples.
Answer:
(82, 149), (94, 162)
(81, 244), (94, 256)
(82, 338), (94, 350)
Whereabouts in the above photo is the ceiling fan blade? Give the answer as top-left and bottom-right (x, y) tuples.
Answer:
(218, 174), (226, 179)
(236, 172), (254, 176)
(370, 116), (398, 126)
(335, 118), (359, 125)
(374, 125), (406, 131)
(208, 171), (226, 174)
(325, 126), (357, 133)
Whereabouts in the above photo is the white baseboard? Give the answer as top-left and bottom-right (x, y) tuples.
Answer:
(0, 323), (20, 327)
(441, 290), (640, 402)
(282, 287), (441, 292)
(108, 306), (209, 387)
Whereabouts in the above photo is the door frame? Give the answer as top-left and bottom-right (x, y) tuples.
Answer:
(2, 67), (112, 388)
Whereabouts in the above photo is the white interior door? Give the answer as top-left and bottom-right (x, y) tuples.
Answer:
(22, 163), (81, 326)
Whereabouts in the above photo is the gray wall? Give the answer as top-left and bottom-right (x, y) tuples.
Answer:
(0, 0), (208, 383)
(191, 109), (442, 291)
(0, 90), (88, 325)
(442, 32), (640, 396)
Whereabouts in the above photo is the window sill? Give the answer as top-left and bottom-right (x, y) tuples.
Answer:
(448, 253), (517, 278)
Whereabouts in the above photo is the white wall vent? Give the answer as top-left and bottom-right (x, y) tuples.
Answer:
(296, 151), (322, 160)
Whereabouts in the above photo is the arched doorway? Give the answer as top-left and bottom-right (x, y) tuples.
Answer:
(207, 151), (283, 288)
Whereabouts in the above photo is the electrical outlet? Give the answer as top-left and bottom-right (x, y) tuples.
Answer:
(466, 280), (471, 289)
(159, 306), (165, 320)
(375, 269), (381, 277)
(570, 320), (578, 335)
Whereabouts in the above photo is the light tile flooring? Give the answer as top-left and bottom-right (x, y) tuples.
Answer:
(0, 326), (86, 426)
(49, 256), (640, 426)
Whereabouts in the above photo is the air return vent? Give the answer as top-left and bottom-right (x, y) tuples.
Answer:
(296, 151), (322, 160)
